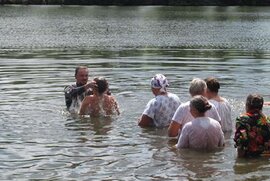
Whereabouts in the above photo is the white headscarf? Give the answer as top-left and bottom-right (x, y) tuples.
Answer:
(150, 74), (169, 93)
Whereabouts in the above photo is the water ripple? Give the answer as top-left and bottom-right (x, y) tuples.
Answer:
(1, 6), (270, 180)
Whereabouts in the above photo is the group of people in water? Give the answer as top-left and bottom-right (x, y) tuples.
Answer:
(64, 65), (270, 158)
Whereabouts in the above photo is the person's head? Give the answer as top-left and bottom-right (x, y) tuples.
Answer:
(93, 77), (109, 95)
(150, 74), (169, 95)
(205, 77), (220, 99)
(189, 78), (207, 97)
(245, 94), (264, 112)
(75, 66), (89, 86)
(190, 95), (212, 117)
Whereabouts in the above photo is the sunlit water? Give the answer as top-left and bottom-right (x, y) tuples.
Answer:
(1, 5), (270, 180)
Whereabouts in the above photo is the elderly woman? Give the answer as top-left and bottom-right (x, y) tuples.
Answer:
(168, 78), (221, 137)
(138, 74), (181, 128)
(176, 95), (224, 150)
(234, 94), (270, 157)
(79, 77), (120, 117)
(205, 77), (232, 132)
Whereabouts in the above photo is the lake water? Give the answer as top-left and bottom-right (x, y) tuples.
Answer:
(1, 5), (270, 180)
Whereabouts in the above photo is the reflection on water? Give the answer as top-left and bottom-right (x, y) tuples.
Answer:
(0, 5), (270, 180)
(65, 115), (114, 137)
(175, 149), (223, 179)
(234, 157), (270, 180)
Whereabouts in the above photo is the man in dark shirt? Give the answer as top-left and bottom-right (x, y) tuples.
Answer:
(64, 66), (95, 113)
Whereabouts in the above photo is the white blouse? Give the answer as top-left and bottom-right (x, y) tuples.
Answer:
(209, 99), (232, 132)
(176, 117), (224, 150)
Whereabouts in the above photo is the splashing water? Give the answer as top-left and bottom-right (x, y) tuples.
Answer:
(68, 95), (83, 114)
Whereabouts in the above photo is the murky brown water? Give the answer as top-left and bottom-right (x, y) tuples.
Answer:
(1, 5), (270, 180)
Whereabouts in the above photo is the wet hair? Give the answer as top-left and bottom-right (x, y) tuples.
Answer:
(190, 95), (212, 113)
(205, 77), (220, 93)
(246, 94), (264, 111)
(189, 78), (207, 96)
(94, 77), (109, 94)
(75, 66), (88, 76)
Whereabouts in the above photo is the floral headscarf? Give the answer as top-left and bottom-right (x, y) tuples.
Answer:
(151, 74), (169, 93)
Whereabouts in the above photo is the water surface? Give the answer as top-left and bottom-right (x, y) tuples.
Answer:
(1, 5), (270, 180)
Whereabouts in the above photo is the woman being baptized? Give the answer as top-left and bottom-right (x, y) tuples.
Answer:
(79, 77), (120, 117)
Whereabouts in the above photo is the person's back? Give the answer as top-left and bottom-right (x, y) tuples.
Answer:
(83, 94), (119, 117)
(209, 98), (232, 132)
(168, 78), (221, 137)
(234, 94), (270, 157)
(171, 100), (220, 135)
(138, 74), (181, 128)
(176, 95), (224, 150)
(144, 92), (180, 127)
(177, 117), (224, 150)
(205, 77), (232, 132)
(80, 77), (119, 117)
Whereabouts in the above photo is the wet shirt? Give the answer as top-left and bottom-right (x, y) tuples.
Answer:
(64, 83), (92, 113)
(142, 92), (181, 127)
(176, 117), (224, 150)
(172, 101), (221, 135)
(209, 99), (232, 132)
(234, 112), (270, 157)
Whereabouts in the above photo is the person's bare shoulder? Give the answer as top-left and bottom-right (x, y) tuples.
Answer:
(83, 95), (95, 103)
(103, 94), (115, 101)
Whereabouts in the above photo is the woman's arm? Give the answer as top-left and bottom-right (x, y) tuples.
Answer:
(176, 125), (189, 148)
(168, 121), (182, 137)
(138, 114), (154, 127)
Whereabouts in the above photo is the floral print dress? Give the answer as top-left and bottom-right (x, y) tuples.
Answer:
(234, 112), (270, 157)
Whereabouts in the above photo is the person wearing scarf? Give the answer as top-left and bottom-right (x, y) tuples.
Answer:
(138, 74), (181, 128)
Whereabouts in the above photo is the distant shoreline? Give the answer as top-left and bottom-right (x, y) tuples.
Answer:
(1, 0), (270, 6)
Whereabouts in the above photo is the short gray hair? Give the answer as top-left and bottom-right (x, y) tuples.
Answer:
(189, 78), (207, 96)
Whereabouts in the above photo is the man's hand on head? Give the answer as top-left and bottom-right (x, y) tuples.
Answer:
(84, 81), (97, 91)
